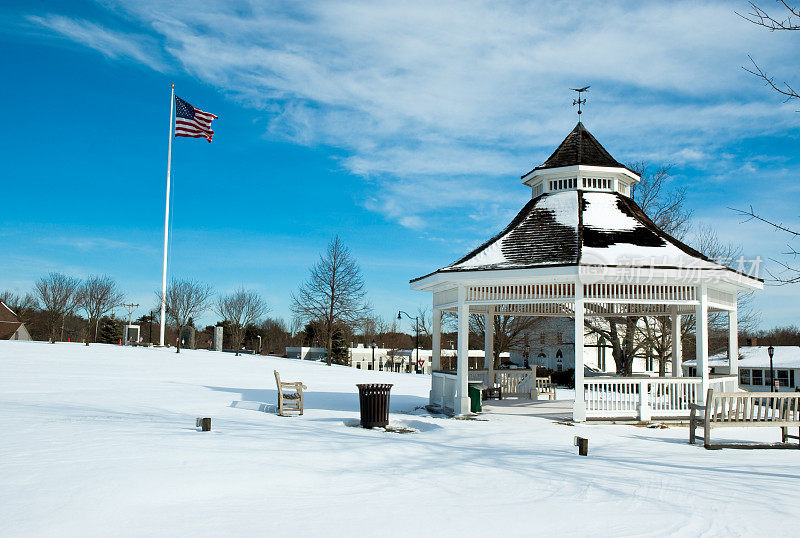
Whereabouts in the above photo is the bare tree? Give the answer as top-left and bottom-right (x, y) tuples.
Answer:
(470, 314), (545, 368)
(34, 273), (81, 343)
(290, 236), (370, 365)
(629, 162), (692, 239)
(738, 1), (800, 101)
(215, 288), (269, 356)
(76, 275), (124, 346)
(159, 278), (213, 353)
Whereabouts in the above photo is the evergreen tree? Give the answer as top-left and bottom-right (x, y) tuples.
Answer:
(330, 328), (349, 365)
(98, 315), (122, 344)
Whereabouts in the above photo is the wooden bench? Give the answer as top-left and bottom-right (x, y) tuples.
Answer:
(689, 388), (800, 449)
(274, 370), (307, 416)
(535, 376), (557, 401)
(482, 386), (502, 400)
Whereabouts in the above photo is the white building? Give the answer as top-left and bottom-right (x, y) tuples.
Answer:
(683, 346), (800, 392)
(509, 317), (672, 375)
(286, 345), (509, 374)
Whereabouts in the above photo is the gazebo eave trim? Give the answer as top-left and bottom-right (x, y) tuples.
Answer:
(410, 264), (763, 292)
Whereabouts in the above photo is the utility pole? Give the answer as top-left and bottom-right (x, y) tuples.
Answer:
(121, 303), (139, 344)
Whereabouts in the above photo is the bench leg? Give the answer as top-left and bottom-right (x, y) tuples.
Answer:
(703, 423), (711, 449)
(689, 410), (696, 444)
(782, 426), (787, 443)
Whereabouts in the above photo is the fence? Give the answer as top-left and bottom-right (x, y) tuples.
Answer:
(584, 376), (738, 420)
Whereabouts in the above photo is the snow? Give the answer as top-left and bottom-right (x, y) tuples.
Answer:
(448, 191), (577, 270)
(685, 345), (800, 369)
(582, 191), (639, 231)
(2, 340), (799, 536)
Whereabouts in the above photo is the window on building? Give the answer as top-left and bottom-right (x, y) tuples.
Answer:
(646, 356), (654, 371)
(739, 368), (750, 386)
(777, 370), (790, 388)
(556, 359), (563, 372)
(556, 349), (563, 359)
(752, 369), (763, 386)
(792, 370), (796, 388)
(688, 367), (697, 377)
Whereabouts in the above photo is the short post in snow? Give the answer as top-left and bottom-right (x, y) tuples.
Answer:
(574, 436), (588, 456)
(196, 417), (212, 431)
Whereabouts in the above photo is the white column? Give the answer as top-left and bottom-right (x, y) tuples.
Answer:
(573, 280), (586, 421)
(696, 285), (709, 404)
(430, 306), (442, 405)
(456, 287), (471, 414)
(670, 305), (682, 378)
(728, 308), (739, 384)
(484, 307), (495, 386)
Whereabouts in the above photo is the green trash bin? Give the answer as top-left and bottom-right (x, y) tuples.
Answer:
(468, 382), (485, 413)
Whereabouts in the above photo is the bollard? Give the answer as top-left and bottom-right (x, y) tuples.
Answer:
(196, 417), (212, 431)
(574, 436), (588, 456)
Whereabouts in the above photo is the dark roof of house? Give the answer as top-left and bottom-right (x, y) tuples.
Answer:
(522, 122), (627, 176)
(0, 302), (20, 324)
(411, 190), (760, 282)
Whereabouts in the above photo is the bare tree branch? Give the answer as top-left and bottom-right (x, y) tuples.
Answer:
(215, 288), (269, 356)
(158, 278), (213, 353)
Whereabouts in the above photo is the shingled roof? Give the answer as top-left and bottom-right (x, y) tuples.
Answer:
(526, 122), (625, 173)
(411, 191), (749, 281)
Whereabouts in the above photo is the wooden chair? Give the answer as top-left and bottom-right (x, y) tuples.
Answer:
(274, 370), (307, 416)
(535, 376), (557, 400)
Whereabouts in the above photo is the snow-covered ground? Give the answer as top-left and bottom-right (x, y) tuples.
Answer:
(1, 341), (798, 537)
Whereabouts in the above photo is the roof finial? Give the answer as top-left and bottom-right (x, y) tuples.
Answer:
(571, 85), (590, 120)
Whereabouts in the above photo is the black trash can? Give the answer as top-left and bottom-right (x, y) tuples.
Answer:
(356, 383), (393, 428)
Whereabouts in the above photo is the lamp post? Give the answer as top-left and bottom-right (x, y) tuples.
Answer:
(768, 345), (775, 392)
(257, 335), (262, 355)
(371, 339), (376, 371)
(397, 311), (420, 373)
(524, 343), (530, 369)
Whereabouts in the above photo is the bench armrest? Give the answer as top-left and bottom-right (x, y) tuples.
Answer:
(688, 403), (706, 411)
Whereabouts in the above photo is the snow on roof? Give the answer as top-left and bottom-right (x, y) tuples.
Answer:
(424, 190), (725, 277)
(684, 346), (800, 369)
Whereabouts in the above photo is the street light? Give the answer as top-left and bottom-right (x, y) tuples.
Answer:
(371, 339), (377, 371)
(398, 311), (420, 374)
(256, 335), (262, 355)
(768, 345), (775, 392)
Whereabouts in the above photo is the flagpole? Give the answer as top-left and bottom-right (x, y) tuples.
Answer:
(159, 84), (175, 347)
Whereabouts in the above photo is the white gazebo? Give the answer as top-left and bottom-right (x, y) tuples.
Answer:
(410, 122), (762, 421)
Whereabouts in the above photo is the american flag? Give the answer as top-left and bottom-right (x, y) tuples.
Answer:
(174, 96), (217, 142)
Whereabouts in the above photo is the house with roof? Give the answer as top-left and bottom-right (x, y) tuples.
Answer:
(410, 121), (761, 420)
(683, 346), (800, 392)
(0, 301), (32, 341)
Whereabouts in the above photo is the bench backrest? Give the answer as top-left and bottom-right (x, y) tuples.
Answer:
(707, 389), (800, 426)
(536, 376), (552, 389)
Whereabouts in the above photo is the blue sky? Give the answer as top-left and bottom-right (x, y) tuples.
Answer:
(1, 0), (799, 329)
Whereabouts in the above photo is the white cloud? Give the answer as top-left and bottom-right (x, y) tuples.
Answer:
(22, 0), (800, 231)
(27, 14), (164, 71)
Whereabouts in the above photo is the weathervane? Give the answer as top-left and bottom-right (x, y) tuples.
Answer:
(571, 85), (590, 118)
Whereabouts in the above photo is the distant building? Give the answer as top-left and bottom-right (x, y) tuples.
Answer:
(683, 346), (800, 391)
(285, 344), (509, 374)
(508, 317), (671, 375)
(0, 302), (31, 341)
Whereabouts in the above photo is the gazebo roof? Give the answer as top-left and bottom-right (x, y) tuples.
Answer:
(412, 190), (751, 281)
(524, 122), (627, 175)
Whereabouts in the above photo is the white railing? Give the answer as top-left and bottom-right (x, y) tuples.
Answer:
(584, 376), (737, 420)
(469, 369), (536, 397)
(709, 376), (738, 393)
(431, 371), (458, 412)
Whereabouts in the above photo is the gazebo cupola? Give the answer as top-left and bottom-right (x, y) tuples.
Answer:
(521, 122), (641, 198)
(410, 120), (763, 421)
